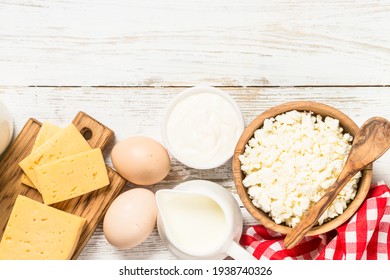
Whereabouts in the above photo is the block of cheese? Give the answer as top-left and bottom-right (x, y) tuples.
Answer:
(0, 195), (86, 260)
(35, 148), (110, 205)
(19, 123), (91, 190)
(21, 122), (62, 188)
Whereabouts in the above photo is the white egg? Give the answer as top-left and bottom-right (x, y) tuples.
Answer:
(103, 188), (157, 250)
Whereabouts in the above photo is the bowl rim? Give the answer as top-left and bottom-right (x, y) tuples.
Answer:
(161, 85), (245, 169)
(232, 101), (373, 236)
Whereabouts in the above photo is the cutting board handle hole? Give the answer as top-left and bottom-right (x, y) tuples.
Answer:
(81, 127), (93, 140)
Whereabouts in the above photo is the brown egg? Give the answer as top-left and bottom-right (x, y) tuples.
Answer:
(103, 188), (157, 250)
(111, 136), (171, 185)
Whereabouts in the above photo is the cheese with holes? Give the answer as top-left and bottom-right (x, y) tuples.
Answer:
(0, 195), (86, 260)
(21, 122), (62, 188)
(19, 123), (91, 189)
(35, 148), (110, 204)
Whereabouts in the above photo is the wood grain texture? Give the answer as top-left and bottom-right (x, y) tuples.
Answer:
(0, 86), (389, 259)
(0, 119), (41, 225)
(0, 112), (127, 259)
(0, 0), (390, 86)
(72, 111), (114, 151)
(1, 0), (389, 261)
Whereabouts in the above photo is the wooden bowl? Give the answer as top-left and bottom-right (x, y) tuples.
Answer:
(233, 101), (372, 236)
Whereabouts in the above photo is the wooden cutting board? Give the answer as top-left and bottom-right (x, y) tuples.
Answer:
(0, 112), (127, 259)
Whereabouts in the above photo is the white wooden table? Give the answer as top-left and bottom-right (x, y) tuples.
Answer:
(0, 0), (389, 260)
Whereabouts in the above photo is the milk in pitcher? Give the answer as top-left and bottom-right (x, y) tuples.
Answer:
(158, 192), (228, 255)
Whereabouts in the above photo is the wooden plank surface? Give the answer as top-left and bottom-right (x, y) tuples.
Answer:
(0, 86), (389, 259)
(1, 0), (390, 261)
(0, 0), (390, 86)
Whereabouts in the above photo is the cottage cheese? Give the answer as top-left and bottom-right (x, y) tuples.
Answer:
(239, 110), (361, 227)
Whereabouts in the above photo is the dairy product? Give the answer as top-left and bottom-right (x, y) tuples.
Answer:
(156, 180), (254, 260)
(163, 86), (244, 169)
(239, 110), (361, 227)
(21, 122), (62, 188)
(35, 148), (110, 204)
(158, 191), (227, 255)
(31, 122), (62, 151)
(19, 123), (91, 189)
(0, 100), (13, 156)
(0, 195), (86, 260)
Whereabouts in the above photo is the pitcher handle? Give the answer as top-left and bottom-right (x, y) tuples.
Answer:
(225, 241), (256, 260)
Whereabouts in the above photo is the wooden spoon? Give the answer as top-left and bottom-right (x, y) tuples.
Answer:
(284, 117), (390, 249)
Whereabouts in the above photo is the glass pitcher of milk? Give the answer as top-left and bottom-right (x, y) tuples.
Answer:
(156, 180), (255, 260)
(0, 100), (13, 156)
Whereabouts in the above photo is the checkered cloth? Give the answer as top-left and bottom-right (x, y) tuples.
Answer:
(240, 181), (390, 260)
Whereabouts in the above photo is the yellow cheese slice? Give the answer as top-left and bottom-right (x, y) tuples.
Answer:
(0, 195), (86, 260)
(32, 122), (62, 150)
(19, 123), (91, 190)
(35, 148), (110, 205)
(21, 122), (62, 188)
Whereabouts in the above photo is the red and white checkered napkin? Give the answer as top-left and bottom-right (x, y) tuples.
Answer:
(240, 181), (390, 260)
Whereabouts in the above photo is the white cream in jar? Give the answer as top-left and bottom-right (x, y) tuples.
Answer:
(162, 86), (244, 169)
(0, 100), (13, 156)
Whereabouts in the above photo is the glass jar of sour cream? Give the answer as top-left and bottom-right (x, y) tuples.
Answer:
(0, 100), (13, 156)
(162, 86), (244, 169)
